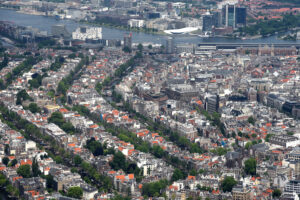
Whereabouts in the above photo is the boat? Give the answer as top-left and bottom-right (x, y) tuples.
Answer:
(198, 31), (211, 38)
(164, 27), (199, 35)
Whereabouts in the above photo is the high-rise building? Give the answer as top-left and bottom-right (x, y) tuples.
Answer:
(123, 33), (132, 49)
(236, 7), (247, 27)
(166, 37), (174, 54)
(221, 4), (247, 28)
(202, 12), (213, 32)
(222, 4), (236, 28)
(212, 11), (222, 28)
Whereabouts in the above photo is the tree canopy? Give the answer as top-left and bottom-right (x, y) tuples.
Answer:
(17, 164), (31, 178)
(221, 176), (237, 192)
(86, 137), (104, 156)
(67, 186), (83, 199)
(272, 188), (282, 198)
(142, 179), (168, 197)
(2, 157), (9, 166)
(48, 111), (76, 134)
(244, 158), (256, 175)
(171, 168), (186, 182)
(27, 103), (41, 113)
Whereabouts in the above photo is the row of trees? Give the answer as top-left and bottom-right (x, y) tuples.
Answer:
(56, 56), (88, 103)
(120, 100), (205, 154)
(0, 102), (114, 192)
(72, 104), (196, 176)
(103, 120), (195, 172)
(95, 52), (142, 94)
(5, 56), (40, 87)
(29, 56), (67, 89)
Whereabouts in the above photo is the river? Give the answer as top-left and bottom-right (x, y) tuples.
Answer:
(1, 8), (300, 45)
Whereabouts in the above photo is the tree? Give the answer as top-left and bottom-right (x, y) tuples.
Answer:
(148, 44), (152, 49)
(123, 46), (131, 53)
(211, 147), (228, 156)
(171, 168), (185, 182)
(48, 112), (76, 134)
(4, 144), (9, 155)
(28, 103), (41, 113)
(68, 53), (76, 59)
(142, 179), (168, 197)
(54, 156), (63, 164)
(32, 158), (40, 177)
(17, 164), (31, 178)
(265, 134), (274, 142)
(287, 131), (294, 136)
(109, 151), (126, 170)
(46, 175), (55, 191)
(86, 137), (104, 156)
(152, 145), (164, 158)
(0, 174), (7, 187)
(74, 155), (82, 166)
(61, 122), (75, 134)
(245, 142), (252, 149)
(248, 116), (255, 125)
(2, 157), (9, 166)
(238, 131), (243, 137)
(0, 79), (5, 90)
(16, 89), (33, 105)
(221, 176), (237, 192)
(190, 169), (197, 176)
(48, 112), (64, 126)
(244, 158), (256, 175)
(67, 186), (83, 199)
(231, 132), (236, 138)
(137, 43), (143, 52)
(9, 159), (18, 167)
(272, 189), (281, 198)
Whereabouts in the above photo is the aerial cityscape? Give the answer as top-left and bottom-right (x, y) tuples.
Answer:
(0, 0), (300, 199)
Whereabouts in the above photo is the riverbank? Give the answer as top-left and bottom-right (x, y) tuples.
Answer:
(79, 20), (167, 36)
(0, 6), (168, 36)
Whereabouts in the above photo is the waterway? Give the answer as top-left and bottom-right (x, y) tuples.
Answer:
(1, 8), (300, 45)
